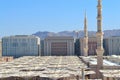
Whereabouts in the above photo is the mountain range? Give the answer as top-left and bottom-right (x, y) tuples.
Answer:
(33, 29), (120, 40)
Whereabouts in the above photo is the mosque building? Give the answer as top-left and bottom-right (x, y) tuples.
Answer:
(0, 0), (120, 80)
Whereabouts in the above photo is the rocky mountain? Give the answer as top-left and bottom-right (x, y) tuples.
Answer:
(33, 29), (120, 40)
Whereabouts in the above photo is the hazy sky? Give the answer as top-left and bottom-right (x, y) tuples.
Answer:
(0, 0), (120, 37)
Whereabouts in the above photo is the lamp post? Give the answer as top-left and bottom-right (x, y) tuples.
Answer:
(81, 68), (85, 80)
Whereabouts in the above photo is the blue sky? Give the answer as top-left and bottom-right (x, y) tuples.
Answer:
(0, 0), (120, 37)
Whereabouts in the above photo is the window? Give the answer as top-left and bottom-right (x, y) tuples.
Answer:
(21, 43), (27, 47)
(12, 43), (18, 47)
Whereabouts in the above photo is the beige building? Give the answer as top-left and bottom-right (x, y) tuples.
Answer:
(88, 36), (97, 55)
(44, 36), (74, 56)
(0, 40), (2, 57)
(80, 38), (84, 56)
(1, 0), (120, 79)
(104, 36), (120, 55)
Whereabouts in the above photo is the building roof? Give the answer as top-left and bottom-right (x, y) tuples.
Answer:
(45, 36), (74, 40)
(80, 56), (120, 66)
(2, 35), (40, 39)
(0, 56), (95, 79)
(100, 70), (120, 78)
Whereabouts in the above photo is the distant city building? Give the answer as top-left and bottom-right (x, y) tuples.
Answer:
(103, 38), (109, 56)
(44, 36), (74, 56)
(75, 39), (80, 56)
(0, 40), (2, 57)
(88, 36), (97, 55)
(104, 36), (120, 55)
(41, 40), (44, 56)
(80, 38), (84, 56)
(2, 35), (41, 58)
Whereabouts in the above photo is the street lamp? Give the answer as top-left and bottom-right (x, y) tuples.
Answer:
(81, 68), (85, 80)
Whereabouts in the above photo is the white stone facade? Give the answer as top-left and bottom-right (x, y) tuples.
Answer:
(104, 36), (120, 55)
(2, 35), (41, 58)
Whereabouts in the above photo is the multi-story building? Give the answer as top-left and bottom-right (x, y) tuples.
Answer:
(44, 36), (74, 56)
(104, 36), (120, 55)
(0, 40), (2, 57)
(41, 40), (44, 56)
(103, 38), (109, 56)
(88, 36), (97, 55)
(75, 39), (80, 56)
(2, 35), (41, 58)
(80, 38), (84, 56)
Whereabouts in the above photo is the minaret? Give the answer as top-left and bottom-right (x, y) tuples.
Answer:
(84, 11), (88, 37)
(83, 11), (88, 56)
(96, 0), (104, 69)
